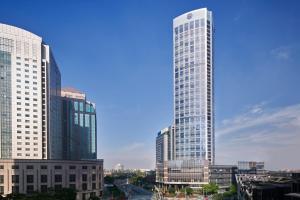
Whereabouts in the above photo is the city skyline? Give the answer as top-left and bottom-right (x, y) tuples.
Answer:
(1, 0), (300, 170)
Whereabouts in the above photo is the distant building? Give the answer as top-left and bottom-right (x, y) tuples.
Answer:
(156, 126), (174, 183)
(114, 163), (124, 171)
(207, 165), (238, 190)
(61, 88), (97, 160)
(156, 126), (174, 164)
(238, 161), (265, 174)
(156, 160), (237, 190)
(236, 172), (300, 200)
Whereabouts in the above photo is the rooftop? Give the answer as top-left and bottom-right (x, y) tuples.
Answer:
(61, 87), (86, 100)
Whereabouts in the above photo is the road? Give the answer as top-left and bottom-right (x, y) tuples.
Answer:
(116, 182), (154, 200)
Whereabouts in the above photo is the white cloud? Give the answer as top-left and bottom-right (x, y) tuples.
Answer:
(270, 46), (292, 60)
(216, 103), (300, 170)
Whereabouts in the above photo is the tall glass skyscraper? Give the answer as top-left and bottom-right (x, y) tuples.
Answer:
(173, 8), (214, 164)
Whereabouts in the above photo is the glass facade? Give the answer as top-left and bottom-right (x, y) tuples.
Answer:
(173, 9), (214, 163)
(62, 96), (97, 160)
(0, 37), (13, 159)
(48, 50), (62, 159)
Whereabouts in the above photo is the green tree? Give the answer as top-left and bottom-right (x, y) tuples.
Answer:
(54, 188), (77, 200)
(212, 193), (223, 200)
(203, 183), (219, 195)
(229, 184), (237, 194)
(89, 197), (100, 200)
(104, 175), (115, 184)
(185, 187), (193, 196)
(168, 187), (175, 194)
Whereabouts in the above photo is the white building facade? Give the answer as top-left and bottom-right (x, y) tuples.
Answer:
(173, 8), (214, 164)
(0, 23), (104, 199)
(0, 23), (62, 160)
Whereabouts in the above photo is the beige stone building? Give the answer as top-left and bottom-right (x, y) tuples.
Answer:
(0, 159), (103, 200)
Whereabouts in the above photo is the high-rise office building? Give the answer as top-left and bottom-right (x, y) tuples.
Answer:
(156, 8), (216, 189)
(0, 23), (103, 199)
(0, 23), (61, 160)
(61, 88), (97, 160)
(173, 8), (214, 163)
(156, 126), (174, 183)
(156, 127), (174, 165)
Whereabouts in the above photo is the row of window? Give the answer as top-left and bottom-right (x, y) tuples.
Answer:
(16, 136), (38, 140)
(16, 153), (38, 157)
(16, 79), (38, 84)
(16, 56), (37, 63)
(0, 165), (101, 170)
(73, 101), (95, 113)
(174, 19), (206, 34)
(0, 174), (97, 184)
(0, 174), (100, 195)
(175, 30), (206, 41)
(0, 183), (97, 195)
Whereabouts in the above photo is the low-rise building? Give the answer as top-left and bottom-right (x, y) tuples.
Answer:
(0, 159), (103, 200)
(236, 173), (300, 200)
(208, 165), (237, 190)
(238, 161), (265, 174)
(156, 159), (237, 190)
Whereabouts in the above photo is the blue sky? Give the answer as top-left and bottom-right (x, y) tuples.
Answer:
(1, 0), (300, 170)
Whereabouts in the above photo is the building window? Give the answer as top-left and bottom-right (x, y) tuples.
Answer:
(82, 183), (87, 191)
(69, 166), (76, 170)
(12, 175), (19, 183)
(41, 175), (47, 183)
(55, 175), (62, 183)
(79, 102), (84, 111)
(26, 185), (34, 194)
(26, 165), (34, 170)
(92, 174), (96, 181)
(0, 175), (3, 184)
(40, 185), (47, 193)
(69, 184), (76, 190)
(54, 165), (62, 170)
(0, 165), (3, 169)
(54, 184), (62, 191)
(74, 113), (78, 125)
(41, 165), (47, 170)
(86, 104), (91, 112)
(74, 101), (78, 111)
(92, 183), (96, 190)
(82, 174), (87, 182)
(69, 174), (76, 182)
(27, 175), (34, 183)
(0, 186), (4, 195)
(79, 114), (83, 126)
(82, 166), (87, 170)
(12, 186), (19, 194)
(12, 165), (19, 169)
